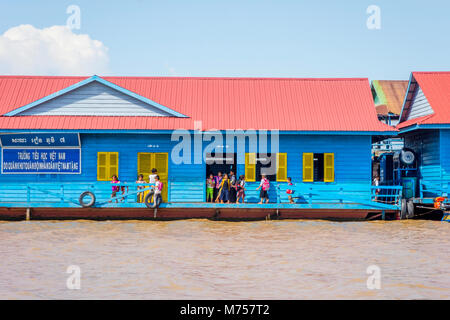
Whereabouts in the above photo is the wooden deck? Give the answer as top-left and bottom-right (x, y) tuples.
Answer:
(0, 182), (401, 221)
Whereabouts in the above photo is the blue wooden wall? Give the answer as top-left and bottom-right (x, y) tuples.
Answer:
(0, 132), (373, 203)
(440, 129), (450, 193)
(403, 129), (444, 197)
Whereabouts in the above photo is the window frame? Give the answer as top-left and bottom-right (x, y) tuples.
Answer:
(97, 152), (119, 181)
(303, 152), (335, 183)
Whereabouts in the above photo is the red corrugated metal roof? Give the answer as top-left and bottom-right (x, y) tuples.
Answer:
(0, 76), (393, 132)
(398, 72), (450, 129)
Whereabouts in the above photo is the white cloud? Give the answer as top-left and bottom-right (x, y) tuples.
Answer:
(0, 24), (109, 75)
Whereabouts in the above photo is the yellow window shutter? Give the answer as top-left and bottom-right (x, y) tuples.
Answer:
(109, 152), (119, 178)
(324, 153), (335, 182)
(276, 153), (288, 182)
(138, 153), (152, 181)
(97, 152), (107, 181)
(245, 153), (256, 182)
(154, 153), (168, 174)
(303, 153), (314, 182)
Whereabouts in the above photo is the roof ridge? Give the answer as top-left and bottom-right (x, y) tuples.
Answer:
(0, 75), (88, 79)
(0, 75), (368, 81)
(375, 80), (409, 82)
(412, 71), (450, 75)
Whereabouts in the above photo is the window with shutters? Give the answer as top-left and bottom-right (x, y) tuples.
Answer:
(245, 153), (287, 182)
(97, 152), (119, 181)
(303, 153), (334, 183)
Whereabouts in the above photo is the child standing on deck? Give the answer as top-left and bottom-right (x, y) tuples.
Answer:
(149, 168), (158, 184)
(236, 175), (246, 204)
(206, 174), (215, 202)
(136, 174), (146, 203)
(229, 170), (237, 203)
(286, 177), (295, 204)
(256, 174), (270, 204)
(111, 175), (120, 203)
(153, 175), (163, 207)
(217, 173), (230, 203)
(214, 172), (223, 203)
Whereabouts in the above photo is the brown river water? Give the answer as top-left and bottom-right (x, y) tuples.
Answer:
(0, 219), (449, 300)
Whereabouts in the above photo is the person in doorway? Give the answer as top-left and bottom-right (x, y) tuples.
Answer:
(217, 173), (230, 203)
(149, 168), (158, 184)
(229, 170), (237, 203)
(373, 175), (380, 201)
(256, 174), (270, 204)
(236, 175), (246, 204)
(214, 171), (223, 202)
(206, 173), (215, 202)
(136, 174), (146, 203)
(110, 175), (121, 203)
(153, 175), (163, 206)
(286, 177), (295, 204)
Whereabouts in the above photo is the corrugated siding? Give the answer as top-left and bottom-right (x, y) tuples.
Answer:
(19, 81), (172, 117)
(236, 135), (372, 203)
(440, 130), (450, 192)
(0, 133), (205, 202)
(405, 86), (434, 121)
(0, 132), (373, 204)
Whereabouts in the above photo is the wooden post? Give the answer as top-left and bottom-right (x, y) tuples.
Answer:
(25, 208), (31, 221)
(153, 208), (157, 219)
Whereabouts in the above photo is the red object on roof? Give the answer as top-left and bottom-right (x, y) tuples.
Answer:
(0, 76), (393, 132)
(398, 72), (450, 129)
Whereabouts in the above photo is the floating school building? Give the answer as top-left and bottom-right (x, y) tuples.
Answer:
(0, 75), (400, 220)
(396, 72), (450, 207)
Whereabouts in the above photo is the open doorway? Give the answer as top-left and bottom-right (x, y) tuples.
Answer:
(206, 152), (237, 202)
(206, 152), (237, 177)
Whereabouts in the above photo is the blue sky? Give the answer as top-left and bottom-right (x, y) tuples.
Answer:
(0, 0), (449, 80)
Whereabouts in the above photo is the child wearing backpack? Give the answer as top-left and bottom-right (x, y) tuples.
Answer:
(236, 175), (246, 204)
(153, 175), (163, 206)
(256, 174), (270, 204)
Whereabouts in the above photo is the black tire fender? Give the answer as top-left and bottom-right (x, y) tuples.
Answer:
(400, 150), (415, 165)
(79, 191), (96, 208)
(144, 190), (161, 209)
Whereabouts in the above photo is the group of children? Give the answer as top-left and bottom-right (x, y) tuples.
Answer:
(110, 168), (163, 206)
(206, 171), (247, 204)
(111, 169), (296, 206)
(206, 173), (296, 204)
